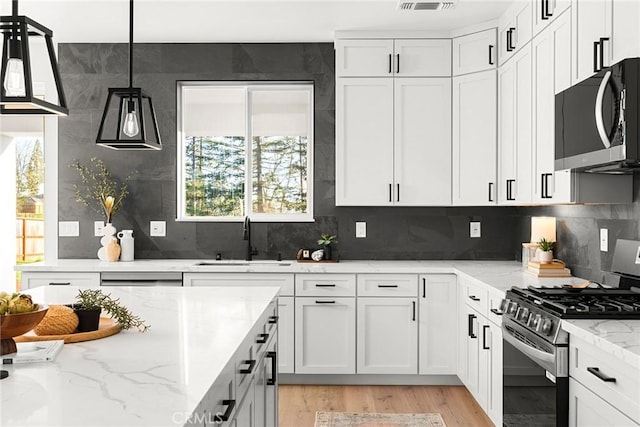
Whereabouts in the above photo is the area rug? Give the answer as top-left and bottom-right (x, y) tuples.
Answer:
(314, 411), (446, 427)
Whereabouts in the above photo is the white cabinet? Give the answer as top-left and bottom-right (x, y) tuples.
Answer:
(498, 0), (532, 65)
(356, 297), (418, 374)
(335, 39), (451, 77)
(572, 0), (613, 84)
(485, 320), (503, 426)
(418, 274), (457, 375)
(498, 45), (532, 204)
(336, 77), (451, 206)
(452, 29), (497, 76)
(611, 0), (640, 65)
(277, 297), (294, 374)
(255, 334), (277, 427)
(569, 378), (639, 427)
(459, 303), (481, 396)
(294, 297), (356, 374)
(452, 69), (497, 206)
(532, 0), (571, 37)
(183, 273), (294, 295)
(20, 272), (101, 289)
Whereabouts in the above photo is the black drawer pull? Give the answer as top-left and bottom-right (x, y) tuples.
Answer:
(315, 284), (336, 287)
(488, 44), (494, 65)
(266, 351), (277, 386)
(213, 399), (236, 422)
(315, 300), (336, 304)
(468, 295), (481, 302)
(256, 333), (269, 344)
(587, 367), (616, 383)
(422, 278), (426, 298)
(482, 325), (490, 350)
(412, 301), (416, 322)
(49, 282), (71, 286)
(490, 308), (504, 316)
(388, 54), (392, 74)
(378, 284), (399, 288)
(268, 315), (278, 324)
(239, 359), (256, 374)
(468, 313), (477, 338)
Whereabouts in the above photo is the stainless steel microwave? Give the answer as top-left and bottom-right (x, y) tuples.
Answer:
(555, 58), (640, 173)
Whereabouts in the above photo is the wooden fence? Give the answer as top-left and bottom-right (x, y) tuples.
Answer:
(16, 217), (44, 262)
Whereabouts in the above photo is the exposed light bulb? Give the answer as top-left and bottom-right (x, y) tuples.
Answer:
(3, 58), (26, 97)
(123, 108), (139, 137)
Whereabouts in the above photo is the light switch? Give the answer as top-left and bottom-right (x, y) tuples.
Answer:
(600, 228), (608, 252)
(150, 221), (166, 237)
(470, 221), (481, 238)
(356, 222), (367, 238)
(59, 221), (79, 237)
(94, 221), (105, 237)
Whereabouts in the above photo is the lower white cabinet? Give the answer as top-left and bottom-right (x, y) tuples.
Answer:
(419, 274), (457, 375)
(20, 272), (100, 289)
(295, 297), (356, 374)
(254, 334), (278, 427)
(232, 375), (255, 427)
(277, 297), (294, 374)
(486, 320), (503, 426)
(356, 297), (418, 374)
(569, 378), (638, 427)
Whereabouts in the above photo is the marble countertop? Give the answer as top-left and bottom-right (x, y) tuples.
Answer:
(0, 285), (279, 427)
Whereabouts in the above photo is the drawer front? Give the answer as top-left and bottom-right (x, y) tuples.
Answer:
(255, 300), (278, 356)
(184, 273), (294, 296)
(295, 274), (356, 297)
(487, 288), (505, 326)
(460, 277), (488, 315)
(357, 274), (418, 297)
(236, 334), (257, 402)
(21, 272), (100, 289)
(570, 335), (640, 424)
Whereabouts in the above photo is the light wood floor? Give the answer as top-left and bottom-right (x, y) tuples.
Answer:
(278, 385), (493, 427)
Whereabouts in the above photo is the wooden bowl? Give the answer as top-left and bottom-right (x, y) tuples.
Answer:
(0, 304), (48, 355)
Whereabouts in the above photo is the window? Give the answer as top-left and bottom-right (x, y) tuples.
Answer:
(177, 82), (314, 221)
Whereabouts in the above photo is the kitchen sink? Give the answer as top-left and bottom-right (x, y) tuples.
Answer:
(195, 260), (291, 267)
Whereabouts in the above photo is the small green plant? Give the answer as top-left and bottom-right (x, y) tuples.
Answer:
(317, 233), (338, 246)
(538, 238), (555, 252)
(75, 289), (149, 332)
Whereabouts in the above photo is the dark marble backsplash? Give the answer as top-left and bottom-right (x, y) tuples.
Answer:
(57, 43), (639, 278)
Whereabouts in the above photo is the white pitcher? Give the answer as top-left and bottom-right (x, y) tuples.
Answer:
(117, 230), (135, 262)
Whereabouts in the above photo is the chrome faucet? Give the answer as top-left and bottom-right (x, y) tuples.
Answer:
(243, 216), (259, 261)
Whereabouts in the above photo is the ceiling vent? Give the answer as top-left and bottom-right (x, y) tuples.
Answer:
(397, 1), (456, 10)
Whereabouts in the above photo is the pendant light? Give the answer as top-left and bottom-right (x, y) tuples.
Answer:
(96, 0), (161, 150)
(0, 0), (68, 115)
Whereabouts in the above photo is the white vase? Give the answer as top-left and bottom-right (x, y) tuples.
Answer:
(117, 230), (135, 262)
(98, 223), (119, 261)
(537, 249), (553, 264)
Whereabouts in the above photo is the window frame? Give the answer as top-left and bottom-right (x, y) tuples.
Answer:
(176, 81), (314, 222)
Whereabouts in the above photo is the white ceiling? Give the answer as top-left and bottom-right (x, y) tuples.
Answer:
(0, 0), (512, 43)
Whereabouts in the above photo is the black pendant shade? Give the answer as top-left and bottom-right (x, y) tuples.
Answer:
(0, 0), (68, 116)
(96, 0), (161, 150)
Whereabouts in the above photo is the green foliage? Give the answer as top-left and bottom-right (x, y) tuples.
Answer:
(70, 158), (131, 223)
(317, 234), (338, 246)
(538, 238), (554, 252)
(75, 289), (149, 332)
(25, 141), (44, 195)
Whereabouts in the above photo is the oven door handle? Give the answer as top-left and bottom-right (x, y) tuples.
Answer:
(503, 326), (557, 373)
(595, 70), (613, 149)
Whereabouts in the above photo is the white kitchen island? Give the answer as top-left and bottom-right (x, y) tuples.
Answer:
(0, 285), (280, 427)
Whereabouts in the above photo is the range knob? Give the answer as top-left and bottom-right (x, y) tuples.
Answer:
(526, 313), (536, 327)
(499, 299), (510, 313)
(532, 313), (542, 328)
(508, 301), (518, 315)
(541, 318), (554, 335)
(518, 307), (530, 322)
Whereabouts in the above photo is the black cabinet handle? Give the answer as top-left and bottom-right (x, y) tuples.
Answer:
(389, 183), (392, 202)
(214, 399), (236, 422)
(268, 315), (278, 324)
(315, 300), (336, 304)
(541, 173), (552, 199)
(542, 0), (550, 20)
(593, 40), (600, 72)
(506, 29), (513, 52)
(315, 284), (336, 287)
(545, 0), (553, 17)
(266, 351), (277, 386)
(510, 28), (516, 50)
(469, 295), (481, 302)
(482, 325), (490, 350)
(256, 333), (269, 344)
(412, 301), (416, 322)
(587, 367), (616, 383)
(490, 308), (504, 316)
(396, 183), (400, 202)
(378, 284), (399, 288)
(488, 45), (494, 65)
(239, 359), (256, 374)
(488, 182), (494, 202)
(388, 54), (392, 74)
(396, 53), (400, 74)
(468, 313), (477, 338)
(49, 282), (71, 286)
(507, 179), (516, 201)
(599, 37), (609, 71)
(422, 278), (426, 298)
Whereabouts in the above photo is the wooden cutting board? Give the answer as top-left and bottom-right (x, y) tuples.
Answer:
(14, 317), (121, 344)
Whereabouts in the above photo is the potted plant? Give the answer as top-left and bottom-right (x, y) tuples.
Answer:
(317, 233), (338, 261)
(537, 238), (555, 264)
(71, 289), (149, 333)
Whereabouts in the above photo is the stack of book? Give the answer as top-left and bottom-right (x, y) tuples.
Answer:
(527, 261), (571, 277)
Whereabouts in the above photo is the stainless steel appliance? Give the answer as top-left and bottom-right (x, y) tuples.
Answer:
(555, 57), (640, 173)
(501, 284), (640, 427)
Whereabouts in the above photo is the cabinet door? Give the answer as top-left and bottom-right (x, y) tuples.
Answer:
(418, 275), (457, 375)
(452, 29), (497, 76)
(294, 297), (356, 374)
(498, 1), (532, 66)
(336, 78), (394, 206)
(335, 39), (394, 77)
(569, 378), (638, 427)
(394, 39), (451, 77)
(459, 303), (481, 397)
(232, 376), (255, 427)
(356, 297), (418, 374)
(532, 10), (572, 204)
(487, 322), (503, 427)
(394, 78), (452, 206)
(277, 297), (294, 374)
(612, 0), (640, 65)
(532, 0), (571, 36)
(264, 338), (278, 427)
(573, 0), (612, 85)
(499, 45), (532, 205)
(452, 69), (497, 206)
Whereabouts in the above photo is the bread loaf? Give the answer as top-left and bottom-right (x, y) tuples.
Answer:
(34, 305), (79, 335)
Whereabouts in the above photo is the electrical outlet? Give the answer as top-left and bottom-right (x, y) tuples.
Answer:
(600, 228), (608, 252)
(59, 221), (79, 237)
(470, 221), (481, 238)
(150, 221), (166, 237)
(355, 222), (367, 238)
(94, 221), (105, 237)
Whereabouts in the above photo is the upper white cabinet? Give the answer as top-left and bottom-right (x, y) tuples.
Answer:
(452, 69), (497, 206)
(335, 39), (451, 77)
(532, 0), (571, 36)
(572, 0), (612, 84)
(498, 45), (532, 205)
(498, 0), (533, 65)
(452, 29), (497, 76)
(611, 0), (640, 65)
